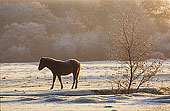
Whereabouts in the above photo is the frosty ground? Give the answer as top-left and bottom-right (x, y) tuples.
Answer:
(0, 60), (170, 111)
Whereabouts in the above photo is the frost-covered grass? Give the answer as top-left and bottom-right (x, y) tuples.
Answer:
(0, 60), (170, 111)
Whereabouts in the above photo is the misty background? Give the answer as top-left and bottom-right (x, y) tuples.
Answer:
(0, 0), (170, 62)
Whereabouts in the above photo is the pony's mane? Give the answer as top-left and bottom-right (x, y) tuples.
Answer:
(41, 57), (62, 64)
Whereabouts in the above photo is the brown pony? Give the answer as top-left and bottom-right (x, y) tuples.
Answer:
(38, 57), (80, 90)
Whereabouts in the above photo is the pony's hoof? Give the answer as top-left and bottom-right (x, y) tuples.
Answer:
(50, 88), (53, 90)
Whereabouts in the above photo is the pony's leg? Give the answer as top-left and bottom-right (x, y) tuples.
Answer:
(71, 73), (76, 89)
(50, 75), (56, 90)
(75, 67), (80, 89)
(58, 75), (63, 89)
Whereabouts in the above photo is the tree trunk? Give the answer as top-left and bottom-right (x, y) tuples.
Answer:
(128, 64), (133, 93)
(127, 48), (133, 94)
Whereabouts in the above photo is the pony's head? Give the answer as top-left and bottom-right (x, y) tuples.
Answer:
(38, 57), (46, 70)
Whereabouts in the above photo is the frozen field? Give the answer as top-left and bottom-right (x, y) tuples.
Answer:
(0, 60), (170, 111)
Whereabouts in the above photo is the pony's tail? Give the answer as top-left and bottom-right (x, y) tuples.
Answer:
(76, 62), (81, 80)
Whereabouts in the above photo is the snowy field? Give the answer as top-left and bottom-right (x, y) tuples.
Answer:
(0, 60), (170, 111)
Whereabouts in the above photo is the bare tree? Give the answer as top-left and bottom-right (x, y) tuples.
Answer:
(108, 1), (163, 93)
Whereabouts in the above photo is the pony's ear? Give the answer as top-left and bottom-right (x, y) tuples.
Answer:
(40, 57), (44, 61)
(41, 57), (47, 61)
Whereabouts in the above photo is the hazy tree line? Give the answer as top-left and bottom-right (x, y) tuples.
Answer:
(0, 0), (169, 62)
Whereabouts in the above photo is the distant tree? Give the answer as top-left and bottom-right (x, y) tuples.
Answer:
(153, 32), (170, 58)
(108, 1), (163, 93)
(140, 0), (170, 33)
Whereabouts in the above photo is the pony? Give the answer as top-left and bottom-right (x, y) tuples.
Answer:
(38, 57), (80, 90)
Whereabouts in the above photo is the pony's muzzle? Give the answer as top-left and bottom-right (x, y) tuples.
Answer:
(38, 67), (41, 71)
